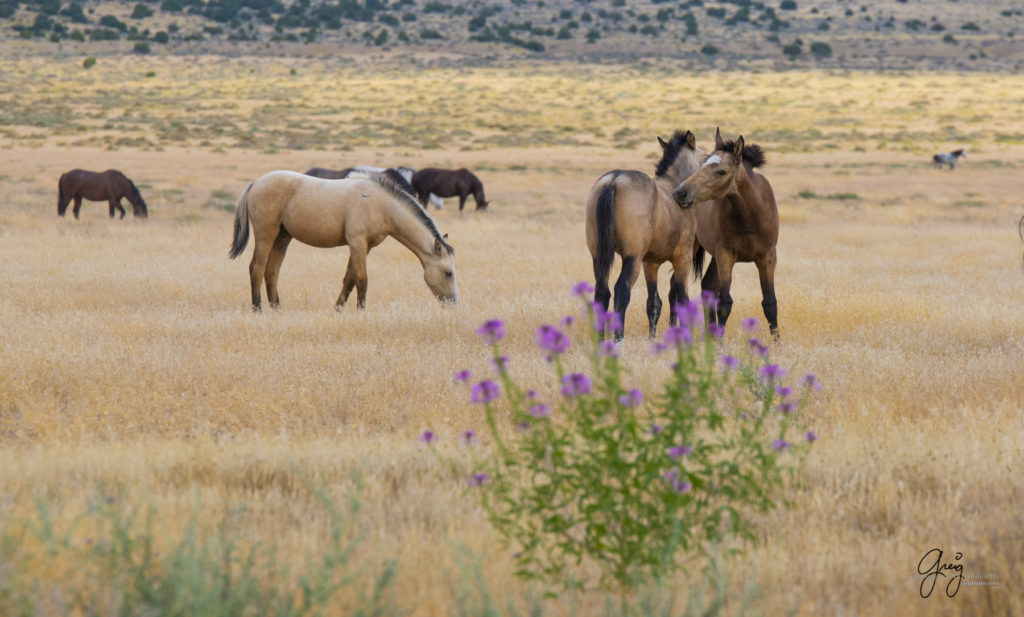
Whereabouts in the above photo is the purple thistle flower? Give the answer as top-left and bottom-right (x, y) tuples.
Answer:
(748, 338), (770, 358)
(664, 325), (693, 348)
(460, 430), (477, 445)
(650, 341), (669, 355)
(701, 290), (719, 311)
(491, 355), (509, 373)
(453, 369), (471, 384)
(775, 385), (793, 398)
(741, 317), (760, 333)
(677, 300), (704, 329)
(471, 380), (501, 404)
(708, 323), (725, 339)
(525, 389), (538, 399)
(759, 364), (787, 381)
(778, 401), (798, 414)
(572, 281), (595, 297)
(516, 421), (531, 432)
(476, 319), (505, 344)
(528, 403), (551, 418)
(560, 315), (576, 327)
(561, 373), (592, 398)
(771, 439), (791, 452)
(805, 430), (818, 443)
(619, 388), (643, 407)
(592, 304), (622, 334)
(667, 445), (693, 459)
(672, 480), (693, 494)
(418, 430), (438, 445)
(662, 469), (691, 493)
(535, 324), (570, 358)
(648, 423), (663, 435)
(720, 354), (740, 371)
(598, 340), (620, 358)
(803, 373), (823, 391)
(468, 472), (491, 487)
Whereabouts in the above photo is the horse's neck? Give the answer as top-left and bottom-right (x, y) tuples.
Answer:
(725, 169), (774, 221)
(386, 201), (435, 263)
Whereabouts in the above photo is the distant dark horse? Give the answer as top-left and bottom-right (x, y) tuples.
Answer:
(58, 169), (148, 219)
(932, 149), (966, 170)
(304, 166), (416, 196)
(411, 168), (488, 211)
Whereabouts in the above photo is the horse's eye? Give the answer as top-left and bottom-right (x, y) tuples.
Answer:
(446, 271), (453, 278)
(716, 170), (727, 176)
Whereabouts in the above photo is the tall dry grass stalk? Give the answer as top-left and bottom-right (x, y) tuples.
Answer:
(1, 62), (1022, 615)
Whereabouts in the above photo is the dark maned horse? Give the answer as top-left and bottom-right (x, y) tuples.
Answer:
(932, 148), (966, 170)
(58, 169), (148, 219)
(304, 166), (416, 196)
(585, 130), (704, 340)
(673, 128), (781, 340)
(411, 168), (488, 211)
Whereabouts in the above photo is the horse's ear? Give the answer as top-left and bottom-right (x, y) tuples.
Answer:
(685, 130), (696, 150)
(733, 136), (745, 159)
(714, 127), (725, 150)
(658, 136), (668, 149)
(434, 237), (444, 256)
(443, 233), (448, 239)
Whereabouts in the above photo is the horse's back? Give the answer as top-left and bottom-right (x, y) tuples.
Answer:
(250, 170), (378, 248)
(586, 170), (660, 255)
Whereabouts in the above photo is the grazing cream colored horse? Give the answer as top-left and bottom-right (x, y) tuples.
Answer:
(229, 170), (457, 310)
(585, 130), (704, 339)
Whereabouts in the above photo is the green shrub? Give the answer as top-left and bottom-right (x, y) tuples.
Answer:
(82, 56), (97, 69)
(427, 284), (818, 592)
(0, 476), (397, 616)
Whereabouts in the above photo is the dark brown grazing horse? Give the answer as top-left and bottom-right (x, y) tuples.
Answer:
(411, 168), (488, 211)
(585, 130), (704, 340)
(304, 166), (416, 196)
(673, 128), (780, 340)
(58, 169), (148, 219)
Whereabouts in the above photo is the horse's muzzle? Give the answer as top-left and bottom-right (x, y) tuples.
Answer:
(673, 186), (696, 209)
(438, 295), (458, 306)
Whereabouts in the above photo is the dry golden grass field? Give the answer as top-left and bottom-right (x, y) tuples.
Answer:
(1, 55), (1023, 615)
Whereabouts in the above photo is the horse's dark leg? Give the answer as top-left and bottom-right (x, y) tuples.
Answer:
(612, 255), (639, 341)
(264, 229), (293, 309)
(756, 248), (780, 341)
(112, 199), (126, 219)
(642, 261), (662, 339)
(336, 241), (368, 310)
(458, 193), (467, 211)
(73, 196), (82, 219)
(712, 254), (736, 331)
(699, 257), (720, 327)
(667, 254), (691, 327)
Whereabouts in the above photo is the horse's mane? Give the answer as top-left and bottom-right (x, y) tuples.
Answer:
(951, 148), (965, 156)
(351, 171), (454, 255)
(654, 130), (692, 177)
(717, 140), (767, 169)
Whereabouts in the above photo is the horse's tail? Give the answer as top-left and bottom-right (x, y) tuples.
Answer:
(229, 183), (253, 259)
(693, 245), (706, 282)
(593, 176), (618, 284)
